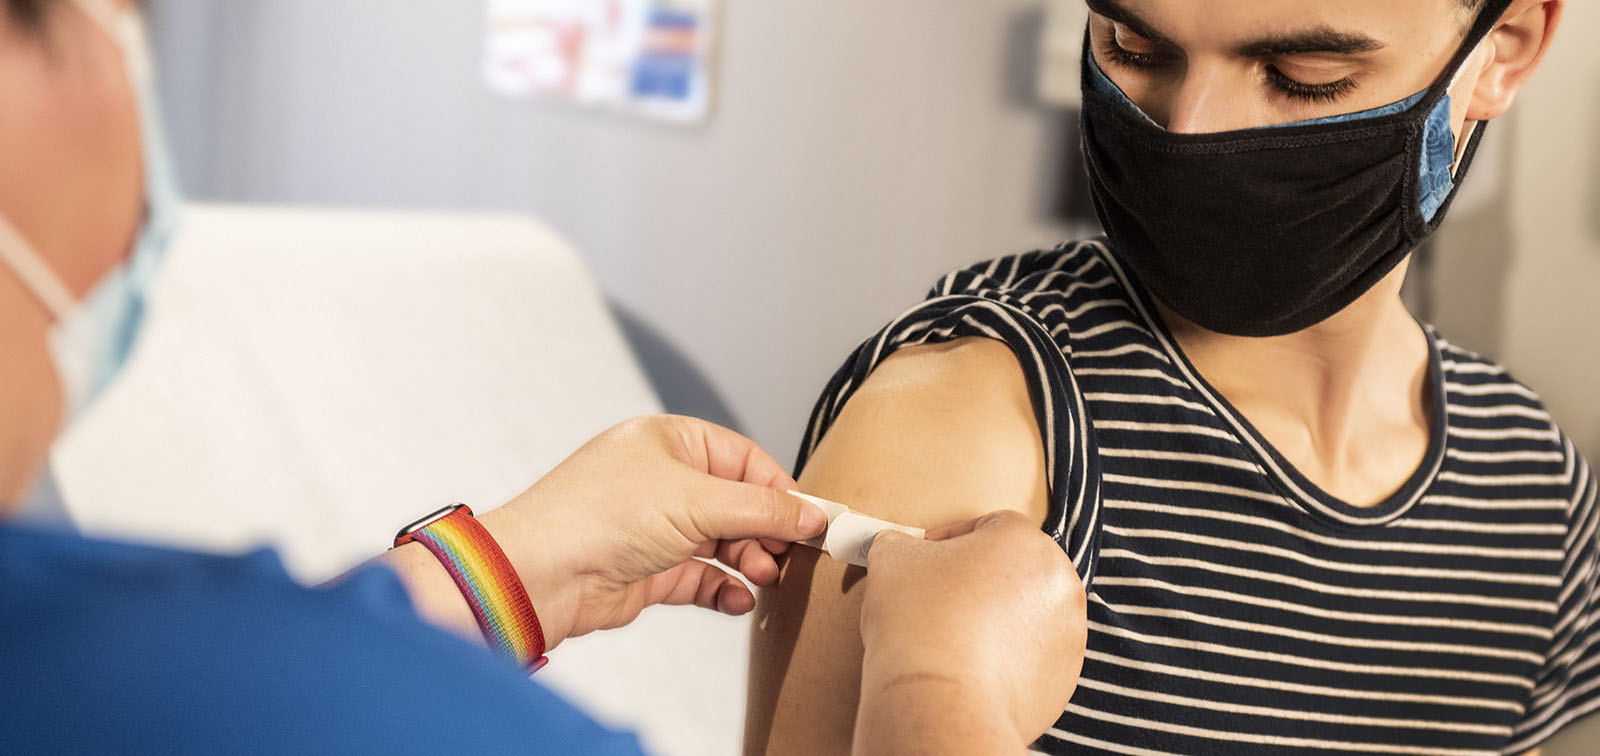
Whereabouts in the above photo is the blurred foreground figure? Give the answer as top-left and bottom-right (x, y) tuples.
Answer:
(0, 2), (1086, 754)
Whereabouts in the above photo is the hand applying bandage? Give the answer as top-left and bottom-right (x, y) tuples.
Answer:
(377, 415), (829, 654)
(788, 491), (926, 567)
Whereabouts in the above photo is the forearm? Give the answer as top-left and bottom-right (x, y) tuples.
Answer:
(855, 664), (1031, 755)
(357, 505), (578, 650)
(349, 416), (824, 662)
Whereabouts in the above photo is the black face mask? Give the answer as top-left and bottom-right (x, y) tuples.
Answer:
(1079, 0), (1511, 338)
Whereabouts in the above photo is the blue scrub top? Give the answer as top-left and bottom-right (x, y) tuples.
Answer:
(0, 524), (648, 756)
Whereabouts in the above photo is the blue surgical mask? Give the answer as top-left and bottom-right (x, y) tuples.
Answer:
(1083, 50), (1467, 222)
(0, 0), (180, 427)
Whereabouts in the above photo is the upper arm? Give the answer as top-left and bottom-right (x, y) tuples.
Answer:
(744, 338), (1050, 756)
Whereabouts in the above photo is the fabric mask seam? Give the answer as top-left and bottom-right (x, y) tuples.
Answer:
(1087, 93), (1418, 155)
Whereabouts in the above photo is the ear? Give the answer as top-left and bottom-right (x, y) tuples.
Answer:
(1465, 0), (1564, 121)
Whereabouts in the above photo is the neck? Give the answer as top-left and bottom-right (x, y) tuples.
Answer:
(1158, 263), (1434, 506)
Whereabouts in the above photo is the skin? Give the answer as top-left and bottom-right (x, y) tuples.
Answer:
(748, 338), (1068, 754)
(856, 511), (1086, 755)
(747, 1), (1563, 754)
(371, 415), (831, 650)
(0, 0), (142, 499)
(0, 2), (1091, 753)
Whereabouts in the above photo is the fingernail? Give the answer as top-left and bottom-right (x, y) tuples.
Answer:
(798, 501), (828, 537)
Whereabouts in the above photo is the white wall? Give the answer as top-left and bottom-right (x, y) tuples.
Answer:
(146, 0), (1085, 466)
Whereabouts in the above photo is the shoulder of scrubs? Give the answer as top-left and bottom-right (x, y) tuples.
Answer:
(0, 524), (647, 756)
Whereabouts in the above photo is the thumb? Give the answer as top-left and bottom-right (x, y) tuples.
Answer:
(693, 478), (829, 543)
(863, 528), (923, 571)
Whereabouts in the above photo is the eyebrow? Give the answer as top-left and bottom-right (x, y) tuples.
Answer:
(1237, 29), (1384, 57)
(1084, 0), (1174, 46)
(1084, 0), (1385, 58)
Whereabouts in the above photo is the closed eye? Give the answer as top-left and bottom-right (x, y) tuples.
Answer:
(1100, 29), (1173, 72)
(1103, 30), (1361, 105)
(1263, 65), (1359, 103)
(1096, 15), (1365, 107)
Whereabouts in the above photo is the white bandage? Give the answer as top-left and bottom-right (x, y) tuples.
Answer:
(789, 491), (926, 568)
(823, 512), (926, 568)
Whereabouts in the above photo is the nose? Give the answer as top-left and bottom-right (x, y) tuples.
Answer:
(1156, 64), (1257, 134)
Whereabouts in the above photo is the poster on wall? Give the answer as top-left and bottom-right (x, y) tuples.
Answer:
(483, 0), (719, 124)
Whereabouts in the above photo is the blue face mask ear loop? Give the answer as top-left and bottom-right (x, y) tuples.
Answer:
(1418, 38), (1493, 223)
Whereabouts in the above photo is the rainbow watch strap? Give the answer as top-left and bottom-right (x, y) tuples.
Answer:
(396, 505), (549, 672)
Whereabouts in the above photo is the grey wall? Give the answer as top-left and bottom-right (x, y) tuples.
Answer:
(147, 0), (1088, 465)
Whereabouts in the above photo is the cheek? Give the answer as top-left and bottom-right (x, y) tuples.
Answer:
(0, 21), (144, 299)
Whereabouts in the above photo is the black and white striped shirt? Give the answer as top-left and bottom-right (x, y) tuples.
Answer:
(797, 239), (1599, 755)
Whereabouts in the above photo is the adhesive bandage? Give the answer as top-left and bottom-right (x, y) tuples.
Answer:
(788, 491), (926, 568)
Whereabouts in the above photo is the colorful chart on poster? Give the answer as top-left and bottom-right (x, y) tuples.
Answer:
(484, 0), (718, 124)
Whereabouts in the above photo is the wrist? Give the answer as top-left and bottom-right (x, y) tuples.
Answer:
(387, 504), (559, 670)
(381, 541), (484, 641)
(478, 499), (579, 651)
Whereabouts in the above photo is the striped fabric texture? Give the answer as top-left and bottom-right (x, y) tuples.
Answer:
(795, 239), (1599, 755)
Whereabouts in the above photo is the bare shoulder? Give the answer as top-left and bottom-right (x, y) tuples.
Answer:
(799, 336), (1048, 527)
(744, 337), (1049, 756)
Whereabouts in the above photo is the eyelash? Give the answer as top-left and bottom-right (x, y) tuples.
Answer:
(1100, 35), (1167, 71)
(1262, 66), (1358, 103)
(1101, 34), (1360, 104)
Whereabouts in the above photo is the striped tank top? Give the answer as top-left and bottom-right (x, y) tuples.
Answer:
(796, 239), (1599, 755)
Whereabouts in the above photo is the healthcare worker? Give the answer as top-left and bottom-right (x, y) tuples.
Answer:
(0, 1), (1088, 754)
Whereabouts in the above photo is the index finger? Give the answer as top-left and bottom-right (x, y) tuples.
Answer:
(680, 416), (800, 491)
